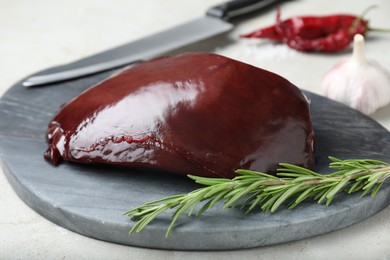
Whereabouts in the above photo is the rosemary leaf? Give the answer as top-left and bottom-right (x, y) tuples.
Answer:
(371, 182), (384, 197)
(278, 163), (322, 176)
(244, 193), (269, 214)
(348, 180), (365, 193)
(261, 190), (284, 212)
(271, 184), (305, 212)
(326, 179), (350, 201)
(289, 185), (318, 209)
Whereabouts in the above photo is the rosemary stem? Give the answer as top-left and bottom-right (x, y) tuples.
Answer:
(262, 180), (289, 185)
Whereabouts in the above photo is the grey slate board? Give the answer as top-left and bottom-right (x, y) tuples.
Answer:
(0, 68), (389, 250)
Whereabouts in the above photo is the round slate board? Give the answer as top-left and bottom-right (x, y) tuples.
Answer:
(0, 68), (389, 250)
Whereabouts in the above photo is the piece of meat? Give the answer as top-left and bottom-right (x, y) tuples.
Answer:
(44, 53), (315, 178)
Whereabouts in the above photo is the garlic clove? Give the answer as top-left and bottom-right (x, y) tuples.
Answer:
(320, 34), (390, 115)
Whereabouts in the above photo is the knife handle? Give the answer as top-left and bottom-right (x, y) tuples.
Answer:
(207, 0), (281, 20)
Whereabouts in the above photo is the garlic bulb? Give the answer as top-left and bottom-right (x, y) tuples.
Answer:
(321, 34), (390, 115)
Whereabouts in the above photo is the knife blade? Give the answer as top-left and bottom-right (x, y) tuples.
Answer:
(23, 0), (281, 87)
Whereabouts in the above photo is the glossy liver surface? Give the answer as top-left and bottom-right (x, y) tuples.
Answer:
(45, 53), (314, 178)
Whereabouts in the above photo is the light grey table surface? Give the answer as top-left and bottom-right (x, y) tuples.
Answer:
(1, 0), (389, 259)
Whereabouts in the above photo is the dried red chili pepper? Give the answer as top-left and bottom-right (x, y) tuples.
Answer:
(241, 7), (382, 52)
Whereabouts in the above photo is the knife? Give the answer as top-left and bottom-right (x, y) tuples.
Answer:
(23, 0), (281, 87)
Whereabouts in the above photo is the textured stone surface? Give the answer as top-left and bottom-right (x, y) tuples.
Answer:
(0, 70), (389, 250)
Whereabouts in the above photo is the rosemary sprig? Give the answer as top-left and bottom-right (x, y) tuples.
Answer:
(125, 157), (390, 237)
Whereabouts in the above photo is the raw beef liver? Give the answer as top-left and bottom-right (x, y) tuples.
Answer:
(44, 53), (315, 178)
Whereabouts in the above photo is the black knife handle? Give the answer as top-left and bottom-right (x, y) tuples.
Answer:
(207, 0), (281, 20)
